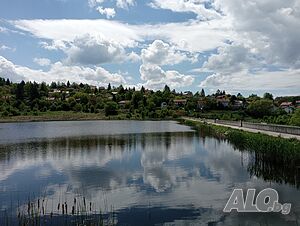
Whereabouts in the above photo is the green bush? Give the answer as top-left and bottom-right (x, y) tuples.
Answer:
(104, 101), (118, 116)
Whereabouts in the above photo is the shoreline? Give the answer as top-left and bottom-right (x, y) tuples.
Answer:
(0, 112), (176, 124)
(181, 118), (300, 155)
(182, 117), (300, 141)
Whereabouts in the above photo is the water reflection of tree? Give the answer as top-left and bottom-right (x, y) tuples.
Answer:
(247, 151), (300, 188)
(0, 132), (195, 163)
(191, 123), (300, 188)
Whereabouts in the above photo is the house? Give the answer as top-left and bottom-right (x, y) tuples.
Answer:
(197, 100), (206, 110)
(1, 95), (12, 100)
(280, 102), (293, 108)
(232, 100), (244, 109)
(283, 106), (295, 114)
(51, 89), (60, 93)
(46, 97), (55, 101)
(295, 100), (300, 109)
(62, 90), (70, 97)
(216, 96), (229, 108)
(280, 102), (295, 113)
(183, 91), (193, 97)
(118, 100), (130, 108)
(48, 89), (61, 97)
(174, 99), (187, 107)
(90, 85), (97, 91)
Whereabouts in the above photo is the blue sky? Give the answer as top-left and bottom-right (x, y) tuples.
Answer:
(0, 0), (300, 96)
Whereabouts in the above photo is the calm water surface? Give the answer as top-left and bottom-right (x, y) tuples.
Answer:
(0, 120), (299, 225)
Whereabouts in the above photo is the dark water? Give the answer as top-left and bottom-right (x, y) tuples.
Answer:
(0, 120), (299, 225)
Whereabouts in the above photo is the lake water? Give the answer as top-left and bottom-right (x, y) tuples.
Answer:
(0, 120), (299, 225)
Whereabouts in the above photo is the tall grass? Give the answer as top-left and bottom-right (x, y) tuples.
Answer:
(183, 119), (300, 156)
(1, 195), (116, 226)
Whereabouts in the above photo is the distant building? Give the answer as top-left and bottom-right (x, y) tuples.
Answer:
(232, 100), (244, 109)
(216, 96), (229, 108)
(118, 100), (130, 108)
(183, 91), (193, 97)
(90, 85), (97, 91)
(174, 99), (187, 107)
(283, 106), (295, 114)
(280, 102), (293, 108)
(197, 99), (206, 110)
(280, 102), (295, 113)
(51, 89), (60, 93)
(295, 100), (300, 109)
(1, 95), (12, 100)
(46, 97), (55, 101)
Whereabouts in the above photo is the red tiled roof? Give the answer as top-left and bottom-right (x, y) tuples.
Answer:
(280, 102), (293, 106)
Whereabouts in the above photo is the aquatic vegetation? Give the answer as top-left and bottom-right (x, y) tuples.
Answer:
(1, 196), (116, 226)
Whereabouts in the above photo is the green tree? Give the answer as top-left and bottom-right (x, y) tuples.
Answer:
(0, 77), (5, 86)
(105, 101), (118, 116)
(25, 82), (40, 101)
(50, 82), (57, 89)
(118, 85), (125, 95)
(263, 92), (273, 100)
(40, 82), (48, 97)
(131, 91), (143, 109)
(5, 78), (11, 86)
(200, 88), (205, 97)
(289, 109), (300, 126)
(246, 99), (274, 118)
(16, 81), (25, 100)
(163, 85), (170, 93)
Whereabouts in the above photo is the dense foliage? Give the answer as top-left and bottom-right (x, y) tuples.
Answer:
(0, 77), (299, 125)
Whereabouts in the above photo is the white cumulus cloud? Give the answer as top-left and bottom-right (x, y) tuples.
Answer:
(33, 58), (51, 66)
(96, 6), (116, 19)
(116, 0), (135, 9)
(141, 40), (197, 66)
(66, 34), (126, 65)
(0, 56), (126, 86)
(150, 0), (221, 20)
(200, 69), (300, 96)
(140, 64), (194, 90)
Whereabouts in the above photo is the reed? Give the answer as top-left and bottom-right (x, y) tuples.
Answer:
(183, 119), (300, 156)
(1, 195), (116, 226)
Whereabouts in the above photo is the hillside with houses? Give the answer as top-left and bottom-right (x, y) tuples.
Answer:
(0, 77), (299, 126)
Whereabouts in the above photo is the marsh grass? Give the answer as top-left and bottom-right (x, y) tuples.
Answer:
(1, 195), (116, 226)
(183, 119), (300, 155)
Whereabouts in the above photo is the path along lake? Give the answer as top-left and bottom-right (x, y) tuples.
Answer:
(0, 120), (299, 225)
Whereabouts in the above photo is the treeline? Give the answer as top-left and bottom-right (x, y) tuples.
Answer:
(0, 77), (299, 125)
(0, 78), (196, 119)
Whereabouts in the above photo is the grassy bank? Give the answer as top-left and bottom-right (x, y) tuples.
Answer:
(0, 111), (178, 123)
(182, 119), (300, 157)
(0, 111), (110, 123)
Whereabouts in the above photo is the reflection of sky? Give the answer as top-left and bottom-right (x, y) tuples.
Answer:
(0, 121), (300, 225)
